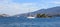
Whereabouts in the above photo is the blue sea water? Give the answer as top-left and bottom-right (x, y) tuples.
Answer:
(0, 17), (60, 27)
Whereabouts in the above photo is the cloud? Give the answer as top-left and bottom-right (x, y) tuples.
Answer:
(50, 1), (60, 4)
(0, 0), (39, 16)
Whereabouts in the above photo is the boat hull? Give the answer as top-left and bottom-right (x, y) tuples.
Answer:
(27, 17), (35, 19)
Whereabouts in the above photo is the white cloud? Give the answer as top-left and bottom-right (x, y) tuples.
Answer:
(0, 0), (39, 16)
(50, 1), (60, 4)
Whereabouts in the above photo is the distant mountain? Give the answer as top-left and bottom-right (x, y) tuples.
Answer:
(33, 6), (60, 15)
(14, 6), (60, 17)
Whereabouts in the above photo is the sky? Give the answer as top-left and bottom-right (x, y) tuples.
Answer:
(0, 0), (60, 16)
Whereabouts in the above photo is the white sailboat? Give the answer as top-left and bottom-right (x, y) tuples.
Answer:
(27, 9), (35, 19)
(27, 16), (35, 19)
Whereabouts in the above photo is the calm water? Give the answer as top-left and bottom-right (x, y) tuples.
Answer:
(0, 17), (60, 27)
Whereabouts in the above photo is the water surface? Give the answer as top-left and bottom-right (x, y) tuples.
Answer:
(0, 17), (60, 27)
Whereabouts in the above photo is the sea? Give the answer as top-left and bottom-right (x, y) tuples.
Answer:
(0, 17), (60, 27)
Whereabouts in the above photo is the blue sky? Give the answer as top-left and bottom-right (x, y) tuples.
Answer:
(0, 0), (60, 16)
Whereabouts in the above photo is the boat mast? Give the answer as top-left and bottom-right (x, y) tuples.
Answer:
(29, 9), (31, 16)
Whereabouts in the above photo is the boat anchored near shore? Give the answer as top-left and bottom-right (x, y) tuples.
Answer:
(27, 16), (35, 19)
(27, 9), (35, 19)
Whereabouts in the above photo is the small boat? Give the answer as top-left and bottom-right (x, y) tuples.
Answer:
(27, 9), (35, 19)
(27, 16), (35, 19)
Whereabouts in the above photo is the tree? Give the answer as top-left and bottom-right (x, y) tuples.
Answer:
(41, 14), (47, 17)
(36, 14), (41, 18)
(36, 14), (48, 18)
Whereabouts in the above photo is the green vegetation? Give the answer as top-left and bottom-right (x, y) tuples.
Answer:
(36, 14), (52, 18)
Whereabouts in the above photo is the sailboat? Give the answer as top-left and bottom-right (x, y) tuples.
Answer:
(27, 9), (35, 19)
(27, 16), (35, 19)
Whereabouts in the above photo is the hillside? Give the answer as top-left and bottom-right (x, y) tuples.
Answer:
(14, 6), (60, 17)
